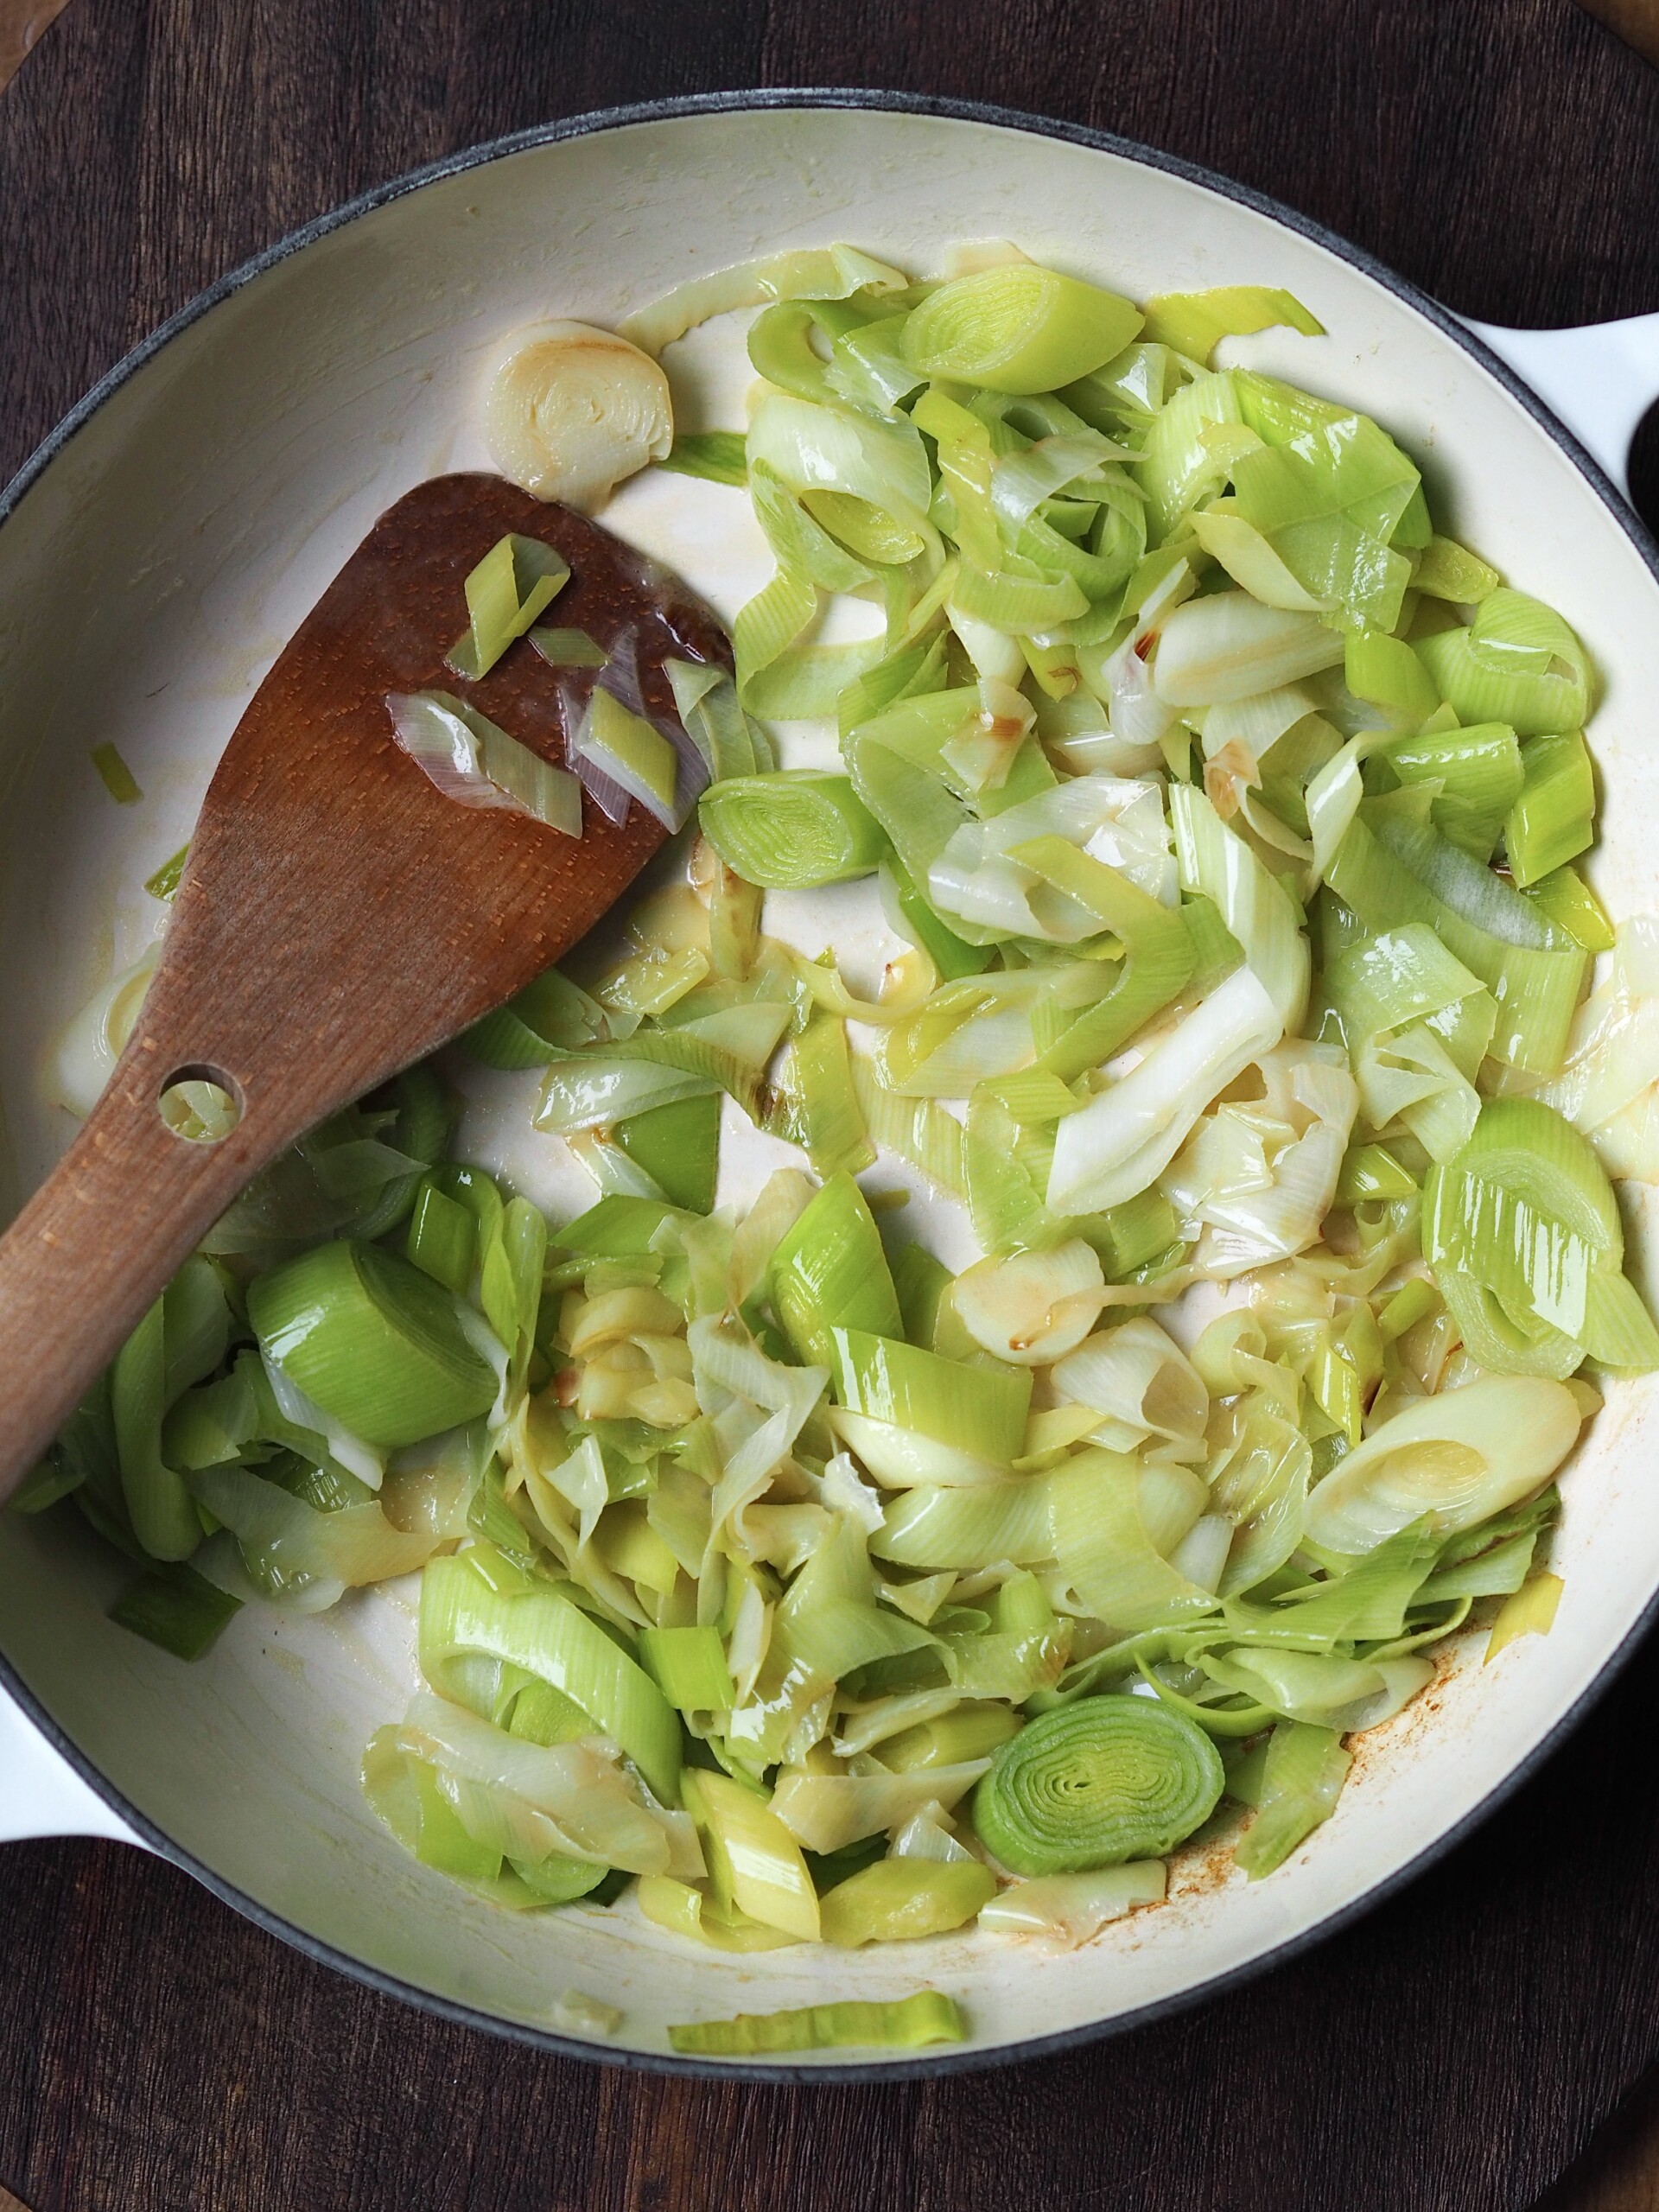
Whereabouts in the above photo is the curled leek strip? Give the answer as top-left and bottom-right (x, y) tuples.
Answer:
(1140, 285), (1325, 368)
(973, 1696), (1224, 1875)
(444, 533), (570, 680)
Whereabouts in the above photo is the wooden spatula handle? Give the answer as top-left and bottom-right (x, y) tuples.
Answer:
(0, 477), (727, 1519)
(0, 1041), (265, 1506)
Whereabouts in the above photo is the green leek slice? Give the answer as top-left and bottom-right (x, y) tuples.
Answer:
(830, 1327), (1030, 1462)
(700, 772), (887, 887)
(902, 264), (1143, 394)
(406, 1180), (476, 1294)
(1522, 864), (1614, 951)
(1505, 731), (1595, 888)
(574, 689), (681, 828)
(818, 1857), (995, 1946)
(614, 1093), (720, 1213)
(637, 1624), (732, 1713)
(445, 533), (569, 680)
(91, 742), (142, 804)
(667, 1989), (967, 2056)
(113, 1257), (232, 1561)
(659, 431), (748, 486)
(1413, 535), (1501, 602)
(1423, 1096), (1659, 1375)
(145, 842), (189, 899)
(419, 1552), (681, 1803)
(974, 1696), (1224, 1874)
(388, 690), (582, 836)
(249, 1240), (497, 1451)
(770, 1172), (902, 1369)
(682, 1769), (820, 1940)
(1415, 588), (1590, 737)
(1231, 1720), (1350, 1877)
(109, 1562), (241, 1659)
(529, 625), (608, 668)
(1384, 722), (1523, 861)
(1325, 805), (1586, 1074)
(1141, 285), (1324, 367)
(619, 245), (908, 355)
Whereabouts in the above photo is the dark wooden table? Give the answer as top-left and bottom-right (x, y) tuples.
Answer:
(8, 4), (1659, 2208)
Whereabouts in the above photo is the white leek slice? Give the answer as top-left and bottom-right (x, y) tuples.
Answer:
(952, 1240), (1108, 1366)
(555, 1990), (624, 2037)
(819, 1450), (887, 1534)
(619, 245), (908, 354)
(1170, 1511), (1235, 1594)
(950, 601), (1029, 686)
(1171, 782), (1310, 1029)
(483, 321), (672, 510)
(927, 776), (1175, 944)
(1052, 1317), (1209, 1464)
(1079, 558), (1194, 748)
(978, 1862), (1166, 1948)
(1302, 1376), (1583, 1554)
(48, 944), (159, 1116)
(1153, 592), (1344, 706)
(188, 1463), (427, 1593)
(1035, 688), (1165, 779)
(1200, 684), (1320, 761)
(1539, 918), (1659, 1178)
(1160, 1040), (1357, 1279)
(1047, 1449), (1217, 1630)
(261, 1348), (387, 1490)
(381, 1690), (700, 1876)
(746, 391), (934, 532)
(889, 1801), (975, 1862)
(387, 690), (582, 835)
(1047, 964), (1285, 1214)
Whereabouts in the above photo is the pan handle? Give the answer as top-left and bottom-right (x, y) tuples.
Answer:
(1467, 311), (1659, 501)
(0, 1679), (145, 1848)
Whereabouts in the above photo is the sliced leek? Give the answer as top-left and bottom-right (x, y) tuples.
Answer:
(35, 237), (1658, 1980)
(974, 1698), (1224, 1874)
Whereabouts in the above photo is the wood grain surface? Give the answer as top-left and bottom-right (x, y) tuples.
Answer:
(1578, 0), (1659, 69)
(6, 4), (1659, 2211)
(0, 475), (710, 1508)
(0, 0), (67, 92)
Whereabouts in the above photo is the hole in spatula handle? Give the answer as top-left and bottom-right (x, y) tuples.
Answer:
(157, 1065), (244, 1142)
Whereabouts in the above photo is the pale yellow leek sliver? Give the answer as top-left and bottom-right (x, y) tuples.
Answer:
(1485, 1573), (1564, 1663)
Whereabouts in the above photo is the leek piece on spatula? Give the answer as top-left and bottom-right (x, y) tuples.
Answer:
(0, 474), (728, 1506)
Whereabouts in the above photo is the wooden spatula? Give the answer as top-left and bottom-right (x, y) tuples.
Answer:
(0, 472), (727, 1503)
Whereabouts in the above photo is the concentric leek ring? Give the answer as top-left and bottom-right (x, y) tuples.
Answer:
(973, 1696), (1226, 1876)
(699, 772), (887, 890)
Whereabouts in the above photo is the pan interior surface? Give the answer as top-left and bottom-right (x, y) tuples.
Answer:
(1, 99), (1656, 2071)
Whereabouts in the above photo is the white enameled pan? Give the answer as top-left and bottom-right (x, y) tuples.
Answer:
(3, 92), (1659, 2078)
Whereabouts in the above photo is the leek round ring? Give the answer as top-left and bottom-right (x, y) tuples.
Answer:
(974, 1696), (1225, 1875)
